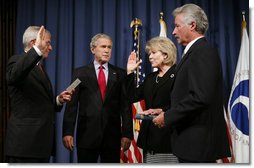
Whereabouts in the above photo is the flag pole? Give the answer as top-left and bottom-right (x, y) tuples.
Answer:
(130, 18), (142, 87)
(242, 11), (245, 21)
(241, 11), (246, 27)
(160, 12), (164, 21)
(159, 12), (167, 37)
(130, 18), (143, 132)
(121, 19), (144, 163)
(241, 11), (247, 38)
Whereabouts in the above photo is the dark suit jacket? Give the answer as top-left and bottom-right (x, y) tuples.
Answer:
(164, 38), (231, 161)
(5, 48), (62, 158)
(62, 63), (133, 151)
(127, 65), (176, 153)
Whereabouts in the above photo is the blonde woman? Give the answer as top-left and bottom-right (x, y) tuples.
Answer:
(126, 36), (178, 163)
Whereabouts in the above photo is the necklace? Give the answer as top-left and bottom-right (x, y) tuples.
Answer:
(156, 75), (160, 83)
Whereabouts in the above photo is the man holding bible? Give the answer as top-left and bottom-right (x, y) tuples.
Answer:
(152, 4), (231, 163)
(62, 33), (133, 163)
(5, 26), (73, 163)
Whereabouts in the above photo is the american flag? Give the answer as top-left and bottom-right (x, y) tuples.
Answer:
(120, 28), (145, 163)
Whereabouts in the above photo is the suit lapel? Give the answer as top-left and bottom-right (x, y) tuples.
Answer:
(42, 68), (54, 98)
(86, 64), (104, 106)
(104, 64), (117, 102)
(175, 37), (206, 74)
(145, 73), (157, 105)
(152, 65), (176, 98)
(32, 66), (53, 100)
(175, 52), (190, 74)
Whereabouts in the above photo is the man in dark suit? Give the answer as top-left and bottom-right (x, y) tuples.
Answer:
(62, 33), (133, 163)
(5, 26), (73, 163)
(152, 4), (231, 162)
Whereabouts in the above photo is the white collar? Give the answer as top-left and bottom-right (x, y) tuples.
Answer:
(183, 36), (204, 56)
(94, 60), (108, 71)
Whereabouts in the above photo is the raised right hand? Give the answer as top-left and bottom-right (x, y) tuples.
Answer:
(127, 51), (142, 75)
(34, 26), (48, 57)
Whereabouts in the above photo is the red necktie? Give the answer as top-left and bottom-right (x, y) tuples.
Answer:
(98, 65), (106, 101)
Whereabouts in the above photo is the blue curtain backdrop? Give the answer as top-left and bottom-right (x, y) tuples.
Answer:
(15, 0), (249, 163)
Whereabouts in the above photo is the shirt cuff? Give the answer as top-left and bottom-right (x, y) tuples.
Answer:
(33, 46), (43, 56)
(56, 96), (63, 106)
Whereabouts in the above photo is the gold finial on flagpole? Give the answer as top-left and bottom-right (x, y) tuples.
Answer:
(241, 11), (247, 29)
(160, 12), (164, 20)
(242, 11), (246, 21)
(159, 12), (167, 38)
(130, 18), (142, 28)
(130, 18), (142, 60)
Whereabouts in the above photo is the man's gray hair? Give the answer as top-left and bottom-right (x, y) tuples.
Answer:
(173, 3), (209, 35)
(22, 26), (50, 52)
(90, 33), (112, 49)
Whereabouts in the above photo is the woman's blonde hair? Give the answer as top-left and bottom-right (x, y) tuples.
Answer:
(145, 36), (177, 66)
